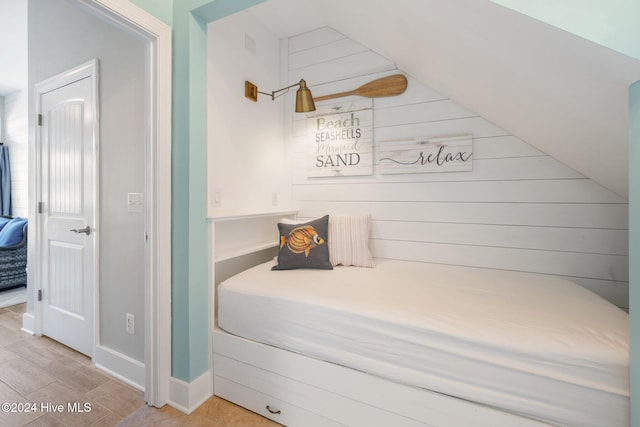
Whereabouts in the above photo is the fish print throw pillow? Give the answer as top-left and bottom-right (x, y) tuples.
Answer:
(272, 215), (332, 270)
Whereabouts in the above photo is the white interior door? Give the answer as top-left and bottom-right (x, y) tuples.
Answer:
(38, 63), (97, 357)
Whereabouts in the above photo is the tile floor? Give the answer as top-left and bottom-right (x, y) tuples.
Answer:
(0, 303), (279, 426)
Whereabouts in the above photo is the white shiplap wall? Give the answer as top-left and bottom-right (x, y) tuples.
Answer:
(287, 27), (629, 308)
(2, 90), (28, 218)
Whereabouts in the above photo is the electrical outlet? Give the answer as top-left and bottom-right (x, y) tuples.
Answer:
(126, 313), (135, 335)
(271, 192), (278, 206)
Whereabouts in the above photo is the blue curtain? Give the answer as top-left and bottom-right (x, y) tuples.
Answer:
(0, 145), (11, 216)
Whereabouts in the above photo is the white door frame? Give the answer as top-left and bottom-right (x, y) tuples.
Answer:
(79, 0), (173, 407)
(30, 0), (172, 407)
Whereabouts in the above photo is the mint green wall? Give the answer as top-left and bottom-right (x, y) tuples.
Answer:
(169, 0), (203, 382)
(135, 0), (265, 382)
(130, 0), (173, 26)
(489, 0), (640, 59)
(631, 80), (640, 426)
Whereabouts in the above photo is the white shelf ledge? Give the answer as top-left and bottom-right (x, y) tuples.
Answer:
(207, 209), (297, 223)
(209, 209), (296, 263)
(214, 241), (279, 263)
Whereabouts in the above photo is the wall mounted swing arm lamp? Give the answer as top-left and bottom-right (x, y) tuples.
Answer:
(245, 79), (316, 112)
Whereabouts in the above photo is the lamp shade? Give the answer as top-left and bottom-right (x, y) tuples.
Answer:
(295, 79), (316, 113)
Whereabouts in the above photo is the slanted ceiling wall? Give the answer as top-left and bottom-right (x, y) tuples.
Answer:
(310, 0), (640, 200)
(287, 28), (629, 308)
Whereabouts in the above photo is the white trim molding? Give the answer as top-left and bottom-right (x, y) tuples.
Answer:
(21, 312), (36, 335)
(168, 372), (213, 415)
(95, 345), (146, 391)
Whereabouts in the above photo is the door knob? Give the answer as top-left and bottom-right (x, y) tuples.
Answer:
(70, 226), (92, 235)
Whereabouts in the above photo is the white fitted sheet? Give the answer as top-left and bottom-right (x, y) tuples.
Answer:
(217, 260), (629, 427)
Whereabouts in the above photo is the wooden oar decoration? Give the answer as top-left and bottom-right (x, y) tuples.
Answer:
(313, 74), (407, 102)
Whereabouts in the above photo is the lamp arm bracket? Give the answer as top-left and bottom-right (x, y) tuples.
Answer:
(268, 82), (301, 100)
(256, 89), (275, 99)
(245, 79), (315, 112)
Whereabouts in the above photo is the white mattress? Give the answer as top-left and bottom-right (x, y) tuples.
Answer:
(217, 259), (629, 427)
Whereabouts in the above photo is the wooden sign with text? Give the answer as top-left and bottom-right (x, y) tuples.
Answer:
(307, 99), (373, 177)
(378, 134), (473, 174)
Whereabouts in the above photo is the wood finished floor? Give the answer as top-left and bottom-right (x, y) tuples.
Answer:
(0, 303), (279, 426)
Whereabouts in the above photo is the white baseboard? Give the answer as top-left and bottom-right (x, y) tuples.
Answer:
(22, 317), (147, 394)
(168, 370), (212, 414)
(94, 345), (145, 392)
(21, 312), (35, 335)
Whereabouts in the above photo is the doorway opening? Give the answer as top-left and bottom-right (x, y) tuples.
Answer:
(25, 0), (172, 407)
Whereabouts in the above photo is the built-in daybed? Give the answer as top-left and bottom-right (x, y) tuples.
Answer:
(209, 212), (629, 427)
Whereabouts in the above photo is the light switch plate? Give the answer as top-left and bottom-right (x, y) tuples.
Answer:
(128, 193), (144, 213)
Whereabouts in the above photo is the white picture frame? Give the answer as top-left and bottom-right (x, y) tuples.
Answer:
(378, 134), (473, 174)
(306, 99), (373, 177)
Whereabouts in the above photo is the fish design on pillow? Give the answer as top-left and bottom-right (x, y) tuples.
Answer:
(281, 225), (325, 257)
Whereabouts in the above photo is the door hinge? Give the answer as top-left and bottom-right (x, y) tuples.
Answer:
(38, 201), (44, 214)
(38, 289), (43, 302)
(38, 114), (43, 126)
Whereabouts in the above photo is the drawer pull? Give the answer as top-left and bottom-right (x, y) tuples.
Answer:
(266, 405), (281, 415)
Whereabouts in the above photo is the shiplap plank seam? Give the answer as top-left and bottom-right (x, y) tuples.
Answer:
(375, 115), (482, 128)
(371, 237), (627, 257)
(294, 201), (628, 229)
(288, 27), (347, 54)
(373, 219), (628, 231)
(289, 38), (370, 71)
(370, 242), (628, 281)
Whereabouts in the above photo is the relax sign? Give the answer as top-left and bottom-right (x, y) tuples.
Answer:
(378, 134), (473, 174)
(307, 100), (373, 177)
